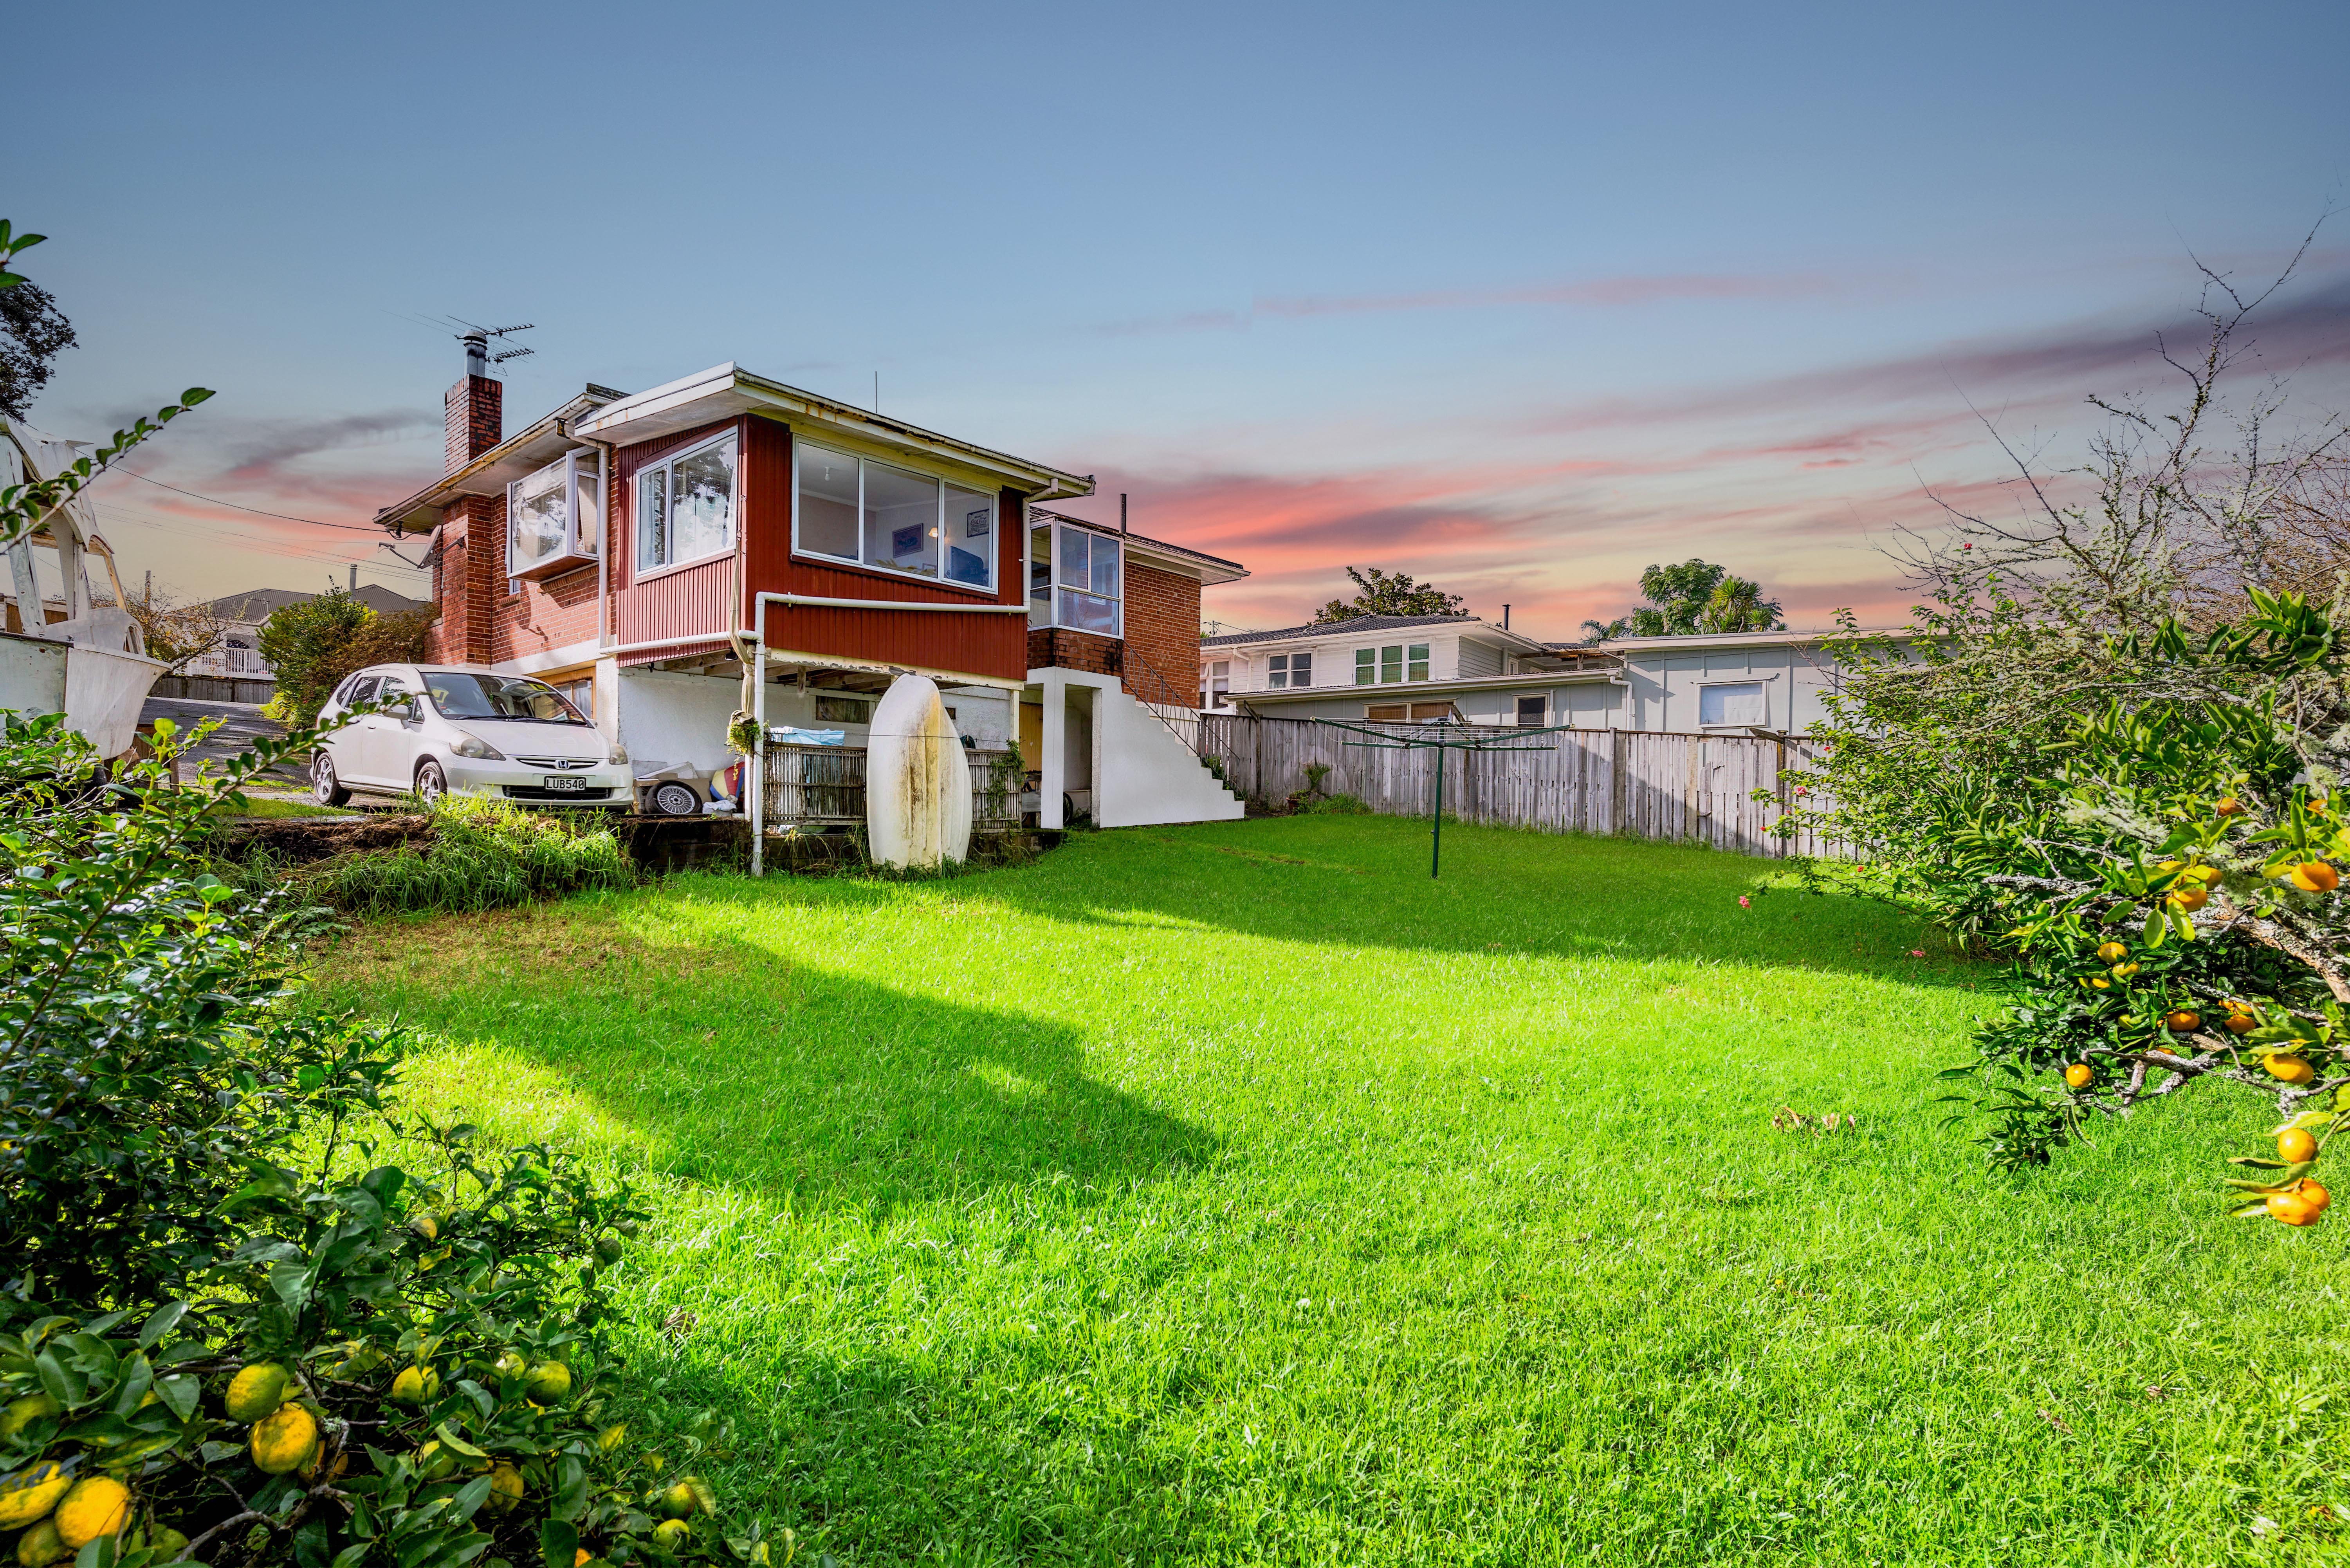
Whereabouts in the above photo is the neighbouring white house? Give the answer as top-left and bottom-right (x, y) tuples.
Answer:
(179, 583), (432, 684)
(1205, 621), (1905, 734)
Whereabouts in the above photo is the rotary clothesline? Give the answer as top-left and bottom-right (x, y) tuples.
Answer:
(1312, 716), (1588, 878)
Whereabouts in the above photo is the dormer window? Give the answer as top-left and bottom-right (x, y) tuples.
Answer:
(506, 450), (603, 580)
(795, 439), (996, 590)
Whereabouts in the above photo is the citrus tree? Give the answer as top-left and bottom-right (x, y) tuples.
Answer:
(1796, 591), (2350, 1227)
(0, 715), (811, 1566)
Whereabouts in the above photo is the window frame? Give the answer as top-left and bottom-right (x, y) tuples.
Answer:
(1024, 520), (1122, 636)
(1696, 678), (1770, 729)
(1267, 651), (1312, 689)
(1514, 694), (1548, 727)
(634, 429), (740, 580)
(1200, 659), (1231, 710)
(505, 449), (603, 581)
(791, 435), (1000, 596)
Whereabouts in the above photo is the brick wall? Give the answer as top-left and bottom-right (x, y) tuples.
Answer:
(1029, 626), (1121, 678)
(444, 375), (501, 474)
(1121, 561), (1201, 707)
(1024, 561), (1204, 708)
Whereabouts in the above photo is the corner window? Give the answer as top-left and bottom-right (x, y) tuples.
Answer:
(507, 450), (602, 579)
(1268, 651), (1311, 689)
(1026, 521), (1119, 635)
(1698, 680), (1766, 727)
(795, 438), (995, 590)
(637, 432), (736, 574)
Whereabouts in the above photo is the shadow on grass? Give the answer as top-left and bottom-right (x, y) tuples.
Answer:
(372, 920), (1217, 1220)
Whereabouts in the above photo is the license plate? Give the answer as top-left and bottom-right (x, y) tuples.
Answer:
(542, 775), (588, 792)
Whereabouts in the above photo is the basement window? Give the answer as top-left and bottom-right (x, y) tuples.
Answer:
(795, 439), (995, 590)
(507, 449), (603, 580)
(637, 432), (736, 574)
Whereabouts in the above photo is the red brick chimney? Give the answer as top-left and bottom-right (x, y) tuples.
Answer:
(444, 332), (503, 472)
(432, 333), (504, 665)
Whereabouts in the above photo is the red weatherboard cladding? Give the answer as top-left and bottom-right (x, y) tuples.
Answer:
(732, 415), (1029, 683)
(611, 416), (742, 664)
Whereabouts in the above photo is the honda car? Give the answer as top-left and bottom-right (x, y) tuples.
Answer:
(312, 664), (629, 808)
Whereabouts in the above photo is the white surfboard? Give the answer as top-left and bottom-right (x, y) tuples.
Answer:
(864, 674), (974, 870)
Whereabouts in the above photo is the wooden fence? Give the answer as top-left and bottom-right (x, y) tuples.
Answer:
(1196, 715), (1842, 859)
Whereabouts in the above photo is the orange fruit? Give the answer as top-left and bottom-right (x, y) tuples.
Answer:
(2064, 1063), (2094, 1088)
(2215, 796), (2243, 816)
(2090, 976), (2113, 991)
(2267, 1190), (2322, 1225)
(2168, 886), (2209, 911)
(2280, 1128), (2319, 1164)
(2288, 862), (2341, 893)
(2296, 1178), (2332, 1212)
(2164, 1009), (2201, 1033)
(2266, 1055), (2317, 1085)
(2111, 962), (2141, 979)
(2193, 866), (2224, 886)
(2224, 1007), (2259, 1035)
(2096, 941), (2129, 963)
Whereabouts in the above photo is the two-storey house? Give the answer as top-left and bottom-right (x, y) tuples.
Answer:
(373, 342), (1243, 828)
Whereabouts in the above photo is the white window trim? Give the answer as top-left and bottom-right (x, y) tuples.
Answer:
(1693, 675), (1777, 728)
(1027, 520), (1124, 638)
(635, 429), (740, 579)
(791, 437), (1000, 597)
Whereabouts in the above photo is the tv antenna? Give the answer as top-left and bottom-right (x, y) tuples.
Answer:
(448, 318), (536, 377)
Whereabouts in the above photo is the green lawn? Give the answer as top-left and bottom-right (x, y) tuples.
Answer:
(313, 816), (2349, 1567)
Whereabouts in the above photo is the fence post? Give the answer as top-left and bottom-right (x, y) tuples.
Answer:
(1609, 729), (1625, 835)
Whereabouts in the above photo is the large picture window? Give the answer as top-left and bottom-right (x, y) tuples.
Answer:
(636, 432), (737, 573)
(795, 439), (996, 590)
(1025, 521), (1120, 636)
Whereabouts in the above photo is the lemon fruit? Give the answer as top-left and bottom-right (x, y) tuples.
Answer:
(390, 1366), (440, 1405)
(651, 1520), (691, 1552)
(525, 1362), (572, 1403)
(145, 1526), (190, 1561)
(16, 1517), (66, 1568)
(225, 1363), (291, 1423)
(55, 1476), (130, 1549)
(0, 1463), (71, 1530)
(2095, 940), (2128, 963)
(0, 1395), (61, 1443)
(485, 1463), (525, 1514)
(251, 1404), (319, 1475)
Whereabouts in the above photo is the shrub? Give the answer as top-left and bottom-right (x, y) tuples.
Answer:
(1300, 792), (1370, 815)
(0, 714), (792, 1566)
(250, 799), (635, 917)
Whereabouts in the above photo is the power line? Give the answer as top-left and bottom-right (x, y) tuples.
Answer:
(87, 503), (427, 575)
(101, 467), (389, 531)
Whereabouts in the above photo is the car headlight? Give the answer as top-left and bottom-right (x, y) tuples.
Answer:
(450, 730), (506, 760)
(608, 743), (629, 765)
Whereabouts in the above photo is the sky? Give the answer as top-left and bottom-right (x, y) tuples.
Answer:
(9, 0), (2348, 638)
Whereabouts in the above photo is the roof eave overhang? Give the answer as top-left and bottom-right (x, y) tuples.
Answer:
(375, 397), (617, 536)
(1234, 669), (1620, 709)
(570, 364), (1093, 503)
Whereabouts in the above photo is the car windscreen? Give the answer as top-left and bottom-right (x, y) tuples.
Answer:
(422, 673), (588, 724)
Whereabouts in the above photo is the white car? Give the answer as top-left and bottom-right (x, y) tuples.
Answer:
(312, 663), (630, 809)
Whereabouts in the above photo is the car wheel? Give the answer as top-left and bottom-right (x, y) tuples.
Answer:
(414, 758), (449, 807)
(647, 780), (704, 817)
(312, 753), (351, 807)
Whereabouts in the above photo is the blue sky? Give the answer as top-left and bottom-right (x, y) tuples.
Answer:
(11, 0), (2347, 633)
